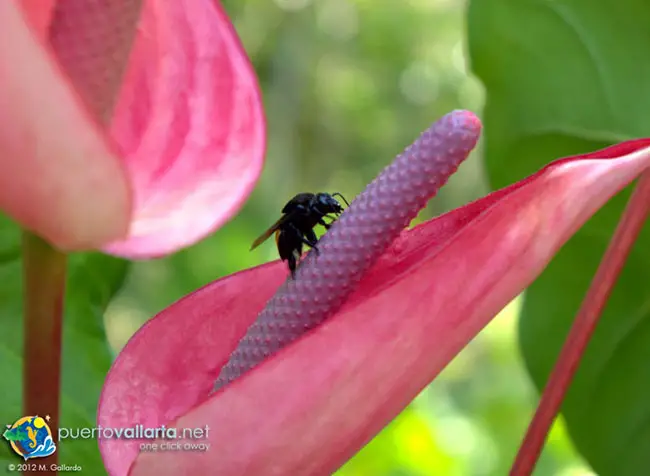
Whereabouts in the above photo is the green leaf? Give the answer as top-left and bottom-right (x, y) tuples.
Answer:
(467, 0), (650, 474)
(0, 214), (128, 471)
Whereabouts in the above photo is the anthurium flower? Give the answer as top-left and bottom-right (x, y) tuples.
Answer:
(0, 0), (265, 256)
(98, 109), (650, 475)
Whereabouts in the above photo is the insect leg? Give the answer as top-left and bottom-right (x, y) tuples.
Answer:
(317, 217), (332, 229)
(318, 215), (340, 229)
(287, 253), (297, 279)
(301, 228), (320, 256)
(284, 223), (319, 254)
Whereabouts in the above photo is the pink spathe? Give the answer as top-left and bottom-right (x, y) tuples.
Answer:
(0, 1), (130, 249)
(0, 0), (266, 257)
(103, 0), (266, 257)
(98, 124), (650, 474)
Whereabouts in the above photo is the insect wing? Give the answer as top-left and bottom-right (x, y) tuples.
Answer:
(250, 216), (286, 250)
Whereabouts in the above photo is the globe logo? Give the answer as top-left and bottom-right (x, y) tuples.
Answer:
(3, 415), (56, 460)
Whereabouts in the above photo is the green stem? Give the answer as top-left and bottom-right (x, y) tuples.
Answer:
(22, 231), (67, 472)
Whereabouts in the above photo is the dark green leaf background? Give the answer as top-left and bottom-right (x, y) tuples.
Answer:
(0, 214), (128, 470)
(468, 0), (650, 474)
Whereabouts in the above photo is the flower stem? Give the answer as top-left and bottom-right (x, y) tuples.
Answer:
(511, 170), (650, 475)
(22, 231), (67, 470)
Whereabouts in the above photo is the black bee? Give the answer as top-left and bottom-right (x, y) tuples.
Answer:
(250, 192), (350, 278)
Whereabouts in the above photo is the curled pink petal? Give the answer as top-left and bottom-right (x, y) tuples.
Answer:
(2, 0), (263, 255)
(98, 132), (650, 474)
(0, 1), (130, 249)
(102, 0), (266, 258)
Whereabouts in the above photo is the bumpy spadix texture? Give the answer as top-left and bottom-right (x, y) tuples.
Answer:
(215, 110), (481, 391)
(48, 0), (143, 122)
(0, 0), (265, 256)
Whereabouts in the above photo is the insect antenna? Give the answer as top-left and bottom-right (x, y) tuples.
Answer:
(331, 192), (350, 207)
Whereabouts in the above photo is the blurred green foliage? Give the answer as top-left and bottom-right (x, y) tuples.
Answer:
(103, 0), (597, 475)
(469, 0), (650, 474)
(0, 213), (128, 469)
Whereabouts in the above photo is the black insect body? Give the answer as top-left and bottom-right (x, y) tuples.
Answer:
(251, 192), (349, 278)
